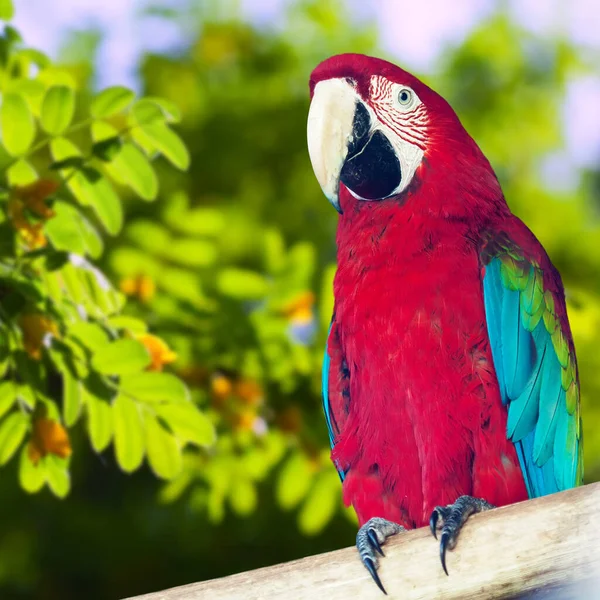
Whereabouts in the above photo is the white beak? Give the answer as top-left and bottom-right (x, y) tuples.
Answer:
(307, 78), (357, 212)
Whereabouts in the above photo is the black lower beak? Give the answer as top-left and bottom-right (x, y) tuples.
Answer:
(340, 102), (402, 201)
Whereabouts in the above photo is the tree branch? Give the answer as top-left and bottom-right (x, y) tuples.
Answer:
(124, 482), (600, 600)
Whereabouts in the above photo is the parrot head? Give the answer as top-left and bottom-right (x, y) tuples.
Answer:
(307, 53), (500, 215)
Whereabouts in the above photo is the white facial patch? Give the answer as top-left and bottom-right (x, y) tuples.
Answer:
(366, 75), (429, 198)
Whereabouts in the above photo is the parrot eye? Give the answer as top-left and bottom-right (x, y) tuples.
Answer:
(396, 88), (414, 107)
(396, 87), (419, 111)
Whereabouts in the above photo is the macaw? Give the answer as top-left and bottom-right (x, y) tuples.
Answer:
(307, 54), (583, 593)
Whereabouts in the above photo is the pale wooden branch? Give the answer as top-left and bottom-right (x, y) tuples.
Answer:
(125, 482), (600, 600)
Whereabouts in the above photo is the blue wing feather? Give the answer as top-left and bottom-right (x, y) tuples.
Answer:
(483, 256), (578, 497)
(322, 322), (346, 481)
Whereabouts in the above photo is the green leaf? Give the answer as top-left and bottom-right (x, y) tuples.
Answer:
(85, 390), (113, 453)
(276, 452), (314, 510)
(0, 411), (29, 465)
(133, 121), (190, 170)
(91, 136), (122, 161)
(0, 0), (15, 20)
(1, 93), (35, 155)
(144, 97), (182, 123)
(145, 414), (182, 479)
(0, 380), (17, 420)
(91, 86), (135, 119)
(298, 472), (339, 535)
(45, 202), (87, 256)
(108, 143), (158, 201)
(229, 479), (257, 516)
(8, 79), (46, 116)
(113, 394), (144, 472)
(120, 372), (189, 404)
(40, 86), (75, 135)
(106, 316), (148, 334)
(62, 368), (82, 427)
(45, 455), (70, 498)
(217, 269), (270, 300)
(19, 446), (46, 493)
(7, 159), (37, 185)
(163, 239), (217, 267)
(91, 339), (151, 375)
(155, 403), (215, 446)
(80, 166), (123, 235)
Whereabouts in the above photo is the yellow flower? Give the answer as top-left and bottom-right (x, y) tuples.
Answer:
(119, 274), (156, 303)
(18, 313), (59, 359)
(137, 333), (177, 371)
(8, 180), (59, 249)
(211, 373), (233, 401)
(28, 417), (72, 465)
(234, 378), (263, 406)
(281, 291), (315, 323)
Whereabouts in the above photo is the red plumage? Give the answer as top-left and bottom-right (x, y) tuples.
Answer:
(315, 54), (534, 528)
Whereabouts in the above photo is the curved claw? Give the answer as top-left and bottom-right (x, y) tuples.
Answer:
(364, 556), (387, 595)
(429, 510), (439, 540)
(439, 531), (450, 576)
(368, 528), (385, 557)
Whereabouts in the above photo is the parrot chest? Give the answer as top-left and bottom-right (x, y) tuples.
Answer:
(332, 225), (523, 527)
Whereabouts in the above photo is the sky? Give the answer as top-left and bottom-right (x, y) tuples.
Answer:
(11, 0), (600, 172)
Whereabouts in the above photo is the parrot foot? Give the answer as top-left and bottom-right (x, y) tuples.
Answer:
(356, 517), (405, 595)
(429, 495), (494, 575)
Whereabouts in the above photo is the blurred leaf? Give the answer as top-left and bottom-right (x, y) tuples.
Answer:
(108, 143), (158, 201)
(45, 455), (70, 498)
(80, 166), (123, 235)
(7, 158), (37, 185)
(217, 268), (269, 300)
(298, 471), (339, 535)
(91, 136), (122, 162)
(40, 86), (75, 135)
(90, 86), (135, 118)
(229, 479), (257, 516)
(91, 339), (151, 375)
(50, 156), (85, 171)
(1, 92), (35, 155)
(62, 368), (82, 427)
(8, 79), (46, 115)
(145, 414), (182, 479)
(112, 394), (144, 473)
(137, 96), (181, 123)
(0, 380), (17, 420)
(0, 0), (14, 20)
(163, 238), (217, 267)
(68, 321), (110, 352)
(45, 202), (92, 256)
(155, 403), (215, 446)
(276, 452), (314, 510)
(106, 316), (148, 334)
(133, 120), (190, 170)
(85, 391), (113, 453)
(0, 411), (29, 465)
(19, 446), (46, 493)
(120, 372), (189, 404)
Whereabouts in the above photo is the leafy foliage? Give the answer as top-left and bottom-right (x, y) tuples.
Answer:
(0, 1), (213, 499)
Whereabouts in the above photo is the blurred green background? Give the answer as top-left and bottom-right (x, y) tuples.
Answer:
(1, 0), (600, 598)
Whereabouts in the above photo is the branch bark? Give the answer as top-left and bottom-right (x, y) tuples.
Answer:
(124, 482), (600, 600)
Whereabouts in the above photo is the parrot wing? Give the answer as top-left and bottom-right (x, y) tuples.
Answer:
(322, 319), (350, 481)
(480, 228), (583, 497)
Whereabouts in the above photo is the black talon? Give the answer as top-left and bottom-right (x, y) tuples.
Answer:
(429, 510), (439, 539)
(439, 531), (450, 576)
(368, 528), (385, 556)
(364, 557), (387, 595)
